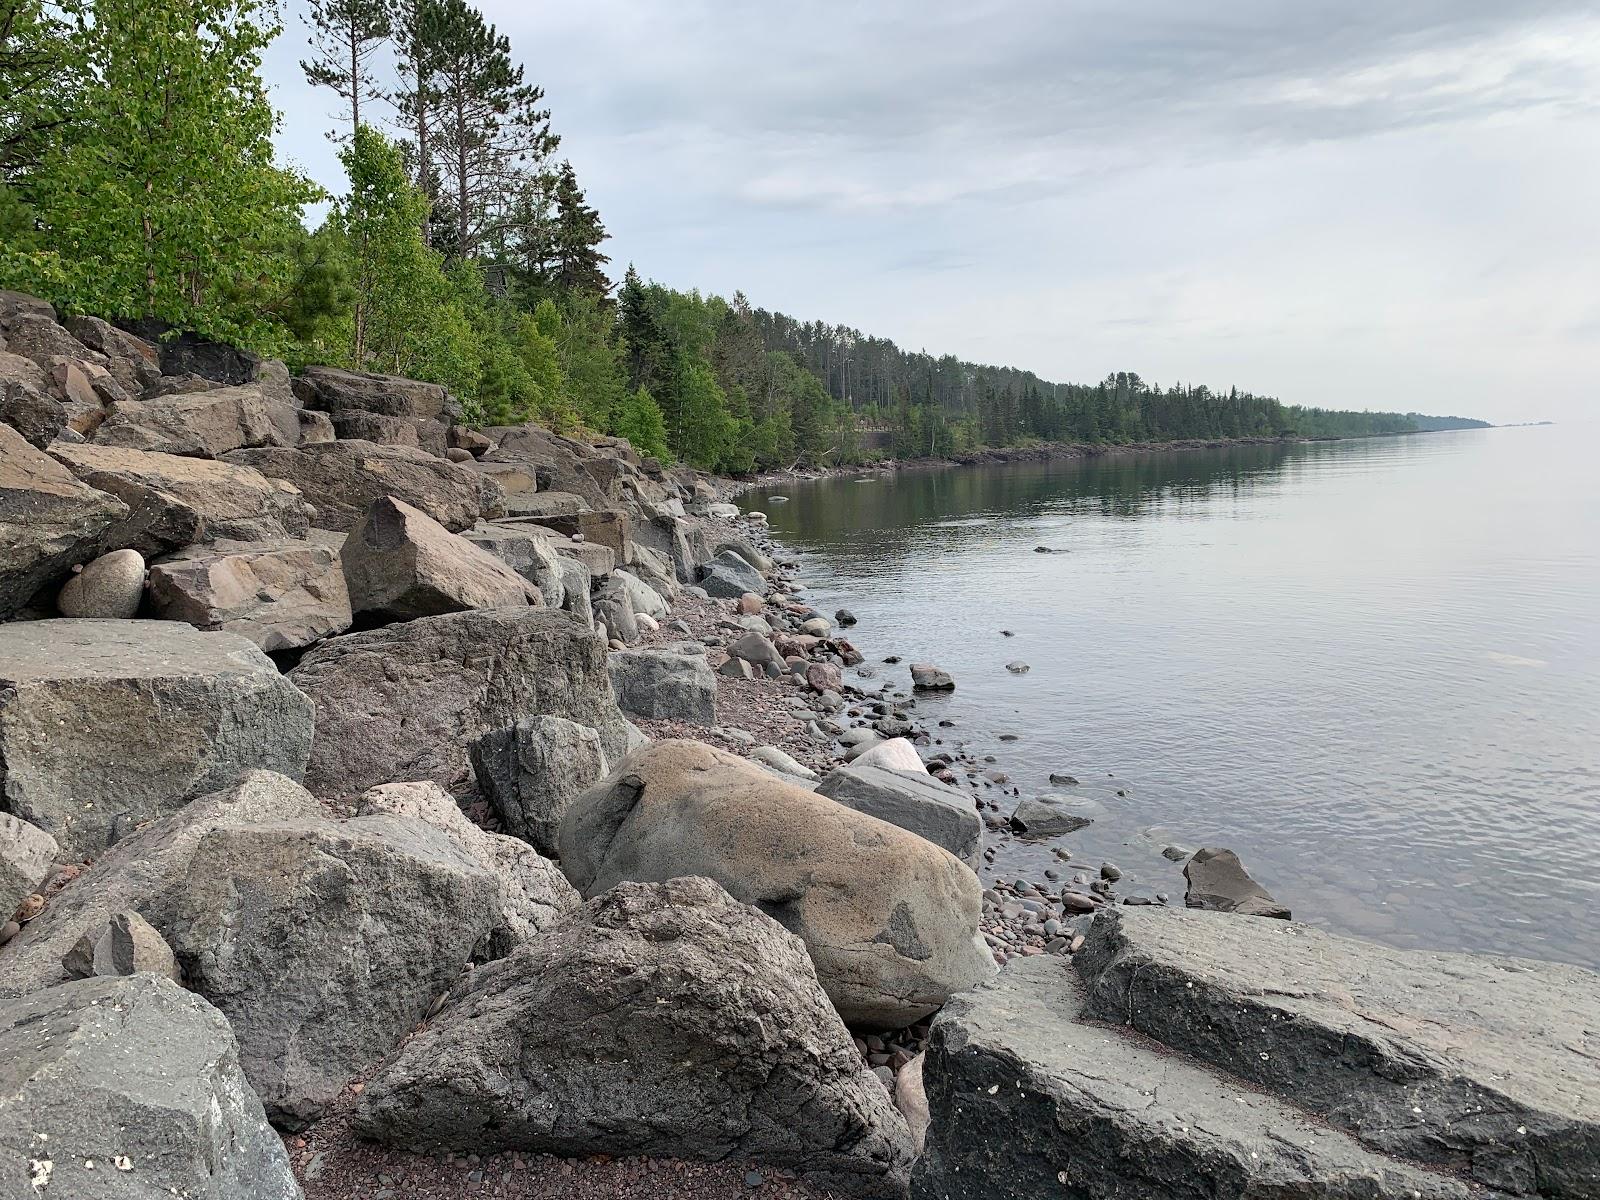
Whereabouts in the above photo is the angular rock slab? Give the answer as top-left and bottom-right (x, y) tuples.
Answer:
(698, 548), (765, 598)
(355, 878), (914, 1198)
(357, 781), (578, 957)
(911, 954), (1491, 1200)
(0, 974), (301, 1200)
(293, 364), (451, 421)
(0, 424), (128, 617)
(0, 771), (499, 1129)
(226, 439), (497, 533)
(341, 495), (533, 622)
(1, 813), (57, 924)
(146, 537), (353, 652)
(92, 383), (278, 457)
(52, 441), (311, 554)
(559, 740), (995, 1028)
(461, 520), (567, 608)
(818, 763), (982, 868)
(1074, 906), (1600, 1197)
(0, 620), (314, 858)
(470, 715), (610, 856)
(607, 648), (718, 724)
(289, 607), (629, 801)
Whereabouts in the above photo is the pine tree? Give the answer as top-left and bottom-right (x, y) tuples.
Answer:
(548, 159), (610, 296)
(430, 0), (557, 260)
(389, 0), (442, 237)
(300, 0), (390, 145)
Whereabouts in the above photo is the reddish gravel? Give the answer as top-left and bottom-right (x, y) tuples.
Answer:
(633, 589), (833, 775)
(289, 1095), (839, 1200)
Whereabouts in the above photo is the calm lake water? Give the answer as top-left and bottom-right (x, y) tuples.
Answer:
(745, 427), (1600, 970)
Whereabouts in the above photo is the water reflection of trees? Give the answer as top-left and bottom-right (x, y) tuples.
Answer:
(752, 442), (1327, 550)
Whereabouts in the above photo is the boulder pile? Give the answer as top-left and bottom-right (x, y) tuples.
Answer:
(4, 289), (1594, 1200)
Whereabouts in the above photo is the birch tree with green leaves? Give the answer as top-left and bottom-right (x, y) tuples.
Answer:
(10, 0), (317, 348)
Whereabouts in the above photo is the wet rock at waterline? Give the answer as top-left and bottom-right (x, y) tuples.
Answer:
(1071, 905), (1600, 1197)
(1183, 846), (1290, 918)
(558, 740), (996, 1027)
(0, 619), (314, 858)
(911, 949), (1496, 1200)
(355, 878), (915, 1199)
(0, 974), (301, 1200)
(1007, 795), (1095, 837)
(910, 663), (955, 690)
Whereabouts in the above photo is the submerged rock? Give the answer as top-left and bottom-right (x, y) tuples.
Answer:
(1182, 846), (1290, 918)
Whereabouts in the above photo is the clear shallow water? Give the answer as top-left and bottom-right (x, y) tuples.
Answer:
(746, 427), (1600, 969)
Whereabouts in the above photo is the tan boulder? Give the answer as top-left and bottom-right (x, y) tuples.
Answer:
(341, 495), (535, 622)
(147, 537), (352, 652)
(51, 442), (311, 554)
(93, 383), (278, 457)
(559, 740), (996, 1027)
(57, 547), (146, 618)
(0, 425), (129, 617)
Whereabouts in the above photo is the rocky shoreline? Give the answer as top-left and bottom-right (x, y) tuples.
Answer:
(3, 290), (1597, 1200)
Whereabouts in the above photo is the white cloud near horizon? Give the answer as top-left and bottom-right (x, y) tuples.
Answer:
(261, 1), (1600, 424)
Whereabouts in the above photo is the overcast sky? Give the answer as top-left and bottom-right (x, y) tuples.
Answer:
(261, 1), (1600, 424)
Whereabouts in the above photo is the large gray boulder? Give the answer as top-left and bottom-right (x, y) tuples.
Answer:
(469, 715), (610, 856)
(1183, 845), (1291, 917)
(0, 620), (314, 858)
(559, 740), (995, 1028)
(354, 877), (914, 1198)
(293, 364), (451, 421)
(92, 383), (280, 457)
(556, 554), (593, 628)
(60, 313), (162, 394)
(341, 495), (533, 622)
(1, 813), (56, 923)
(225, 439), (497, 533)
(52, 441), (311, 554)
(911, 953), (1490, 1200)
(0, 771), (500, 1129)
(1072, 906), (1600, 1197)
(592, 575), (640, 644)
(461, 520), (567, 608)
(0, 974), (301, 1200)
(146, 537), (353, 652)
(698, 548), (765, 598)
(356, 781), (578, 957)
(613, 567), (668, 619)
(0, 424), (128, 617)
(818, 764), (982, 868)
(607, 648), (717, 724)
(289, 607), (628, 801)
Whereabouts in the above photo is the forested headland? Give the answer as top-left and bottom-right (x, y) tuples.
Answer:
(0, 0), (1489, 474)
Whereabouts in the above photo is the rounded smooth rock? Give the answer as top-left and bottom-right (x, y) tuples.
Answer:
(57, 548), (146, 618)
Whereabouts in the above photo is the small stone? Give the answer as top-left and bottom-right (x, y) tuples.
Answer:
(1101, 862), (1122, 882)
(1005, 661), (1030, 674)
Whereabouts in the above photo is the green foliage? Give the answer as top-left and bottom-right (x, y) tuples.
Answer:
(613, 386), (668, 461)
(1, 0), (77, 180)
(553, 290), (625, 430)
(3, 0), (319, 351)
